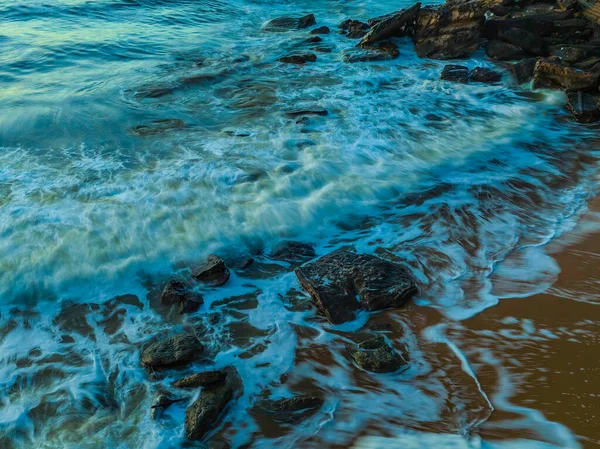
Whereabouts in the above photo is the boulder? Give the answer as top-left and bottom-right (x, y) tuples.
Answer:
(532, 59), (600, 90)
(311, 26), (330, 34)
(342, 41), (399, 63)
(549, 45), (588, 64)
(304, 35), (322, 44)
(161, 280), (204, 314)
(498, 27), (546, 55)
(269, 241), (317, 261)
(565, 91), (600, 123)
(339, 19), (370, 39)
(294, 249), (417, 324)
(358, 3), (421, 47)
(510, 57), (539, 83)
(348, 335), (407, 373)
(279, 53), (317, 64)
(486, 39), (526, 60)
(440, 64), (469, 83)
(263, 14), (316, 32)
(141, 334), (204, 369)
(192, 255), (230, 286)
(173, 370), (227, 388)
(470, 66), (502, 83)
(257, 396), (323, 424)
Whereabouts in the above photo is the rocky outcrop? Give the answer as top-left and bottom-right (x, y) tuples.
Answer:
(173, 370), (227, 389)
(485, 39), (526, 60)
(192, 255), (230, 286)
(141, 334), (204, 369)
(358, 3), (421, 47)
(263, 14), (316, 32)
(565, 91), (600, 122)
(257, 396), (323, 424)
(532, 58), (600, 90)
(348, 335), (407, 373)
(161, 280), (204, 314)
(269, 241), (316, 261)
(511, 58), (540, 83)
(295, 249), (417, 324)
(279, 53), (317, 64)
(441, 64), (469, 83)
(342, 42), (399, 63)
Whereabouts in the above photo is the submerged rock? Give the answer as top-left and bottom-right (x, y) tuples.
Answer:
(279, 53), (317, 64)
(257, 396), (323, 424)
(283, 108), (328, 118)
(485, 39), (526, 61)
(470, 67), (502, 83)
(141, 334), (204, 369)
(161, 280), (204, 314)
(342, 41), (399, 63)
(565, 91), (600, 123)
(358, 3), (421, 47)
(130, 119), (186, 137)
(192, 255), (230, 287)
(294, 249), (417, 324)
(311, 26), (330, 34)
(532, 59), (600, 90)
(151, 390), (181, 420)
(269, 241), (317, 261)
(263, 14), (316, 32)
(348, 335), (407, 373)
(510, 58), (539, 83)
(440, 64), (469, 83)
(173, 370), (228, 389)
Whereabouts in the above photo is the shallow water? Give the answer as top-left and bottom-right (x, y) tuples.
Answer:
(1, 0), (599, 448)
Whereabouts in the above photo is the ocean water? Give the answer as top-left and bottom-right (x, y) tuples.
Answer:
(0, 0), (599, 448)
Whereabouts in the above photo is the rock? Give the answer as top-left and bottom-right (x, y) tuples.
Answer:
(313, 46), (333, 53)
(484, 11), (573, 39)
(304, 35), (322, 43)
(575, 57), (600, 71)
(263, 14), (316, 32)
(498, 28), (546, 56)
(161, 280), (204, 314)
(490, 4), (514, 17)
(269, 241), (317, 261)
(565, 91), (600, 123)
(342, 41), (399, 63)
(279, 53), (317, 64)
(470, 66), (502, 83)
(192, 255), (230, 286)
(348, 335), (407, 373)
(257, 396), (323, 424)
(283, 108), (328, 118)
(532, 59), (600, 90)
(549, 45), (588, 64)
(311, 26), (330, 34)
(151, 390), (181, 420)
(440, 64), (469, 83)
(485, 39), (526, 61)
(130, 119), (186, 137)
(339, 19), (370, 39)
(185, 380), (234, 440)
(141, 334), (204, 369)
(510, 57), (539, 83)
(358, 3), (421, 47)
(173, 370), (228, 388)
(558, 0), (579, 11)
(294, 249), (417, 324)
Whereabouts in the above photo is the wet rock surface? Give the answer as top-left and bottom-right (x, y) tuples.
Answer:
(441, 64), (469, 83)
(263, 14), (316, 32)
(173, 370), (228, 388)
(279, 53), (317, 64)
(486, 39), (527, 60)
(470, 66), (502, 83)
(257, 396), (324, 424)
(342, 41), (399, 62)
(295, 249), (417, 324)
(359, 3), (421, 47)
(160, 280), (204, 314)
(348, 335), (407, 373)
(339, 19), (370, 38)
(511, 58), (540, 83)
(532, 58), (600, 90)
(192, 255), (230, 287)
(151, 390), (181, 420)
(565, 91), (600, 122)
(141, 334), (204, 369)
(268, 241), (316, 261)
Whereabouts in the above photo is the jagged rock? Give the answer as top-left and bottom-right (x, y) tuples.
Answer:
(173, 370), (227, 388)
(257, 396), (323, 424)
(141, 334), (204, 369)
(470, 66), (502, 83)
(565, 91), (600, 123)
(263, 14), (316, 32)
(283, 108), (328, 118)
(185, 373), (236, 440)
(311, 26), (330, 34)
(342, 41), (399, 63)
(192, 255), (230, 286)
(549, 45), (588, 64)
(486, 39), (526, 61)
(161, 280), (204, 314)
(348, 335), (407, 373)
(441, 64), (469, 83)
(151, 390), (181, 420)
(498, 28), (546, 55)
(339, 19), (370, 39)
(533, 59), (600, 90)
(358, 3), (421, 47)
(269, 241), (317, 261)
(294, 249), (417, 324)
(279, 53), (317, 64)
(510, 57), (539, 83)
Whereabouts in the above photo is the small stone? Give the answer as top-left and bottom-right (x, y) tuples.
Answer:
(192, 255), (230, 286)
(141, 334), (204, 369)
(311, 26), (330, 34)
(440, 64), (469, 83)
(279, 53), (317, 64)
(565, 91), (600, 123)
(341, 41), (399, 63)
(470, 67), (502, 84)
(348, 335), (407, 373)
(172, 370), (228, 389)
(263, 14), (316, 32)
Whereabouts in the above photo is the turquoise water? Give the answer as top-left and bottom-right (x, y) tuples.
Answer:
(0, 0), (598, 448)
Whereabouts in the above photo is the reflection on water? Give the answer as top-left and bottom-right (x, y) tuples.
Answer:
(0, 0), (599, 448)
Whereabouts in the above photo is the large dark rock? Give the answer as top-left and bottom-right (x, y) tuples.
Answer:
(342, 41), (399, 63)
(339, 19), (370, 39)
(311, 26), (330, 34)
(192, 255), (230, 286)
(358, 3), (421, 47)
(283, 108), (328, 118)
(263, 14), (316, 32)
(565, 91), (600, 123)
(279, 53), (317, 64)
(498, 27), (546, 56)
(161, 280), (204, 314)
(470, 67), (502, 83)
(294, 250), (417, 324)
(257, 396), (323, 424)
(441, 64), (469, 83)
(549, 45), (588, 64)
(532, 59), (600, 90)
(173, 370), (227, 389)
(141, 334), (204, 369)
(510, 57), (539, 83)
(485, 39), (526, 61)
(348, 335), (407, 373)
